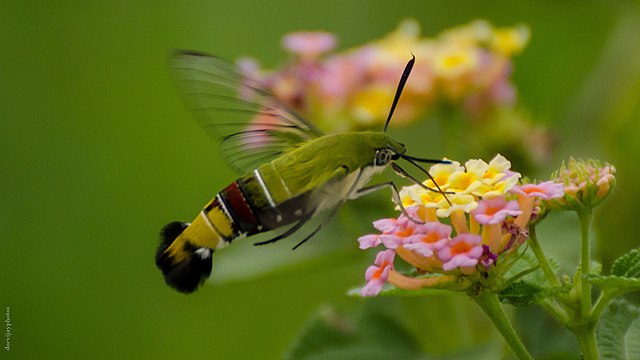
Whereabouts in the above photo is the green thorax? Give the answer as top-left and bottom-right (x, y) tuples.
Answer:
(250, 131), (403, 204)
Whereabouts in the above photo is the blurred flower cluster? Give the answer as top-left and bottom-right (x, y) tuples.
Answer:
(238, 19), (530, 133)
(357, 154), (565, 296)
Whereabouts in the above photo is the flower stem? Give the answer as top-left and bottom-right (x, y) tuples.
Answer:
(527, 226), (561, 287)
(578, 208), (593, 319)
(538, 298), (571, 326)
(473, 291), (533, 360)
(574, 324), (599, 360)
(572, 207), (600, 360)
(591, 290), (612, 322)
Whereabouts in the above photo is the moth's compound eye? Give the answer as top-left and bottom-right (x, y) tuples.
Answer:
(374, 149), (393, 167)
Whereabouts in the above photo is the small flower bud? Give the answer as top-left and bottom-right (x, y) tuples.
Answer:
(550, 157), (616, 211)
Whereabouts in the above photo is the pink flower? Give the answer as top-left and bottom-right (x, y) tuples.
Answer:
(511, 181), (564, 200)
(361, 250), (395, 296)
(358, 234), (382, 250)
(282, 31), (336, 58)
(596, 173), (615, 198)
(380, 222), (425, 249)
(317, 55), (365, 103)
(402, 222), (452, 257)
(438, 233), (483, 271)
(471, 197), (522, 225)
(358, 208), (425, 250)
(373, 218), (400, 233)
(358, 217), (402, 249)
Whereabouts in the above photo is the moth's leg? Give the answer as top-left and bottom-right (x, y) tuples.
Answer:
(291, 224), (323, 250)
(293, 166), (372, 250)
(291, 165), (363, 250)
(253, 214), (312, 246)
(291, 204), (342, 250)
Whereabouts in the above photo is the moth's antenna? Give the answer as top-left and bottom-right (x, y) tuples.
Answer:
(383, 55), (415, 133)
(391, 163), (442, 194)
(392, 156), (452, 206)
(398, 153), (452, 164)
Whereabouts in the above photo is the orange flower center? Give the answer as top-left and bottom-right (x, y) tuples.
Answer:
(420, 232), (441, 244)
(372, 261), (389, 279)
(451, 241), (472, 255)
(522, 185), (542, 195)
(396, 227), (414, 237)
(484, 205), (501, 216)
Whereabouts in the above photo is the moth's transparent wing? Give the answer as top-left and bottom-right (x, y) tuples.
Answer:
(170, 50), (323, 173)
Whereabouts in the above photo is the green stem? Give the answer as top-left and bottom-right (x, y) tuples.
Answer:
(473, 291), (533, 360)
(578, 208), (593, 319)
(572, 207), (600, 360)
(539, 298), (571, 327)
(528, 226), (578, 329)
(574, 324), (600, 360)
(590, 290), (611, 322)
(528, 226), (561, 287)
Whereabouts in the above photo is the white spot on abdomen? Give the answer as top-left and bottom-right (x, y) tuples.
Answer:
(195, 247), (212, 259)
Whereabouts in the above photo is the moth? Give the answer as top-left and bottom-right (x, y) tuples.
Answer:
(156, 51), (448, 293)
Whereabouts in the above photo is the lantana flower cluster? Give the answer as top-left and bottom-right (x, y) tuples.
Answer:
(358, 154), (565, 296)
(550, 157), (616, 212)
(238, 19), (529, 133)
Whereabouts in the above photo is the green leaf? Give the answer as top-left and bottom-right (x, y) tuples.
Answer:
(497, 280), (569, 307)
(592, 260), (604, 276)
(283, 306), (423, 360)
(597, 300), (640, 360)
(611, 248), (640, 278)
(498, 281), (545, 307)
(503, 251), (561, 288)
(589, 275), (640, 294)
(590, 248), (640, 295)
(499, 252), (567, 306)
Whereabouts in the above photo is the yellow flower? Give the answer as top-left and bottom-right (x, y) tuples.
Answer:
(447, 167), (484, 194)
(405, 184), (444, 209)
(479, 175), (520, 198)
(440, 19), (493, 47)
(424, 160), (463, 189)
(482, 154), (512, 185)
(349, 85), (394, 126)
(491, 24), (530, 56)
(373, 19), (423, 57)
(436, 193), (478, 217)
(433, 44), (480, 80)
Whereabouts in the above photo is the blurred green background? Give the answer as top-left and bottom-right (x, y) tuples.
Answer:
(2, 1), (640, 359)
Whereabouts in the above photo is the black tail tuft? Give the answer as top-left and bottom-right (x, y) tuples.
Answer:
(155, 221), (213, 294)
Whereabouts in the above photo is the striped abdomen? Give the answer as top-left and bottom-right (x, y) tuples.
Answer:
(192, 166), (311, 249)
(155, 166), (309, 293)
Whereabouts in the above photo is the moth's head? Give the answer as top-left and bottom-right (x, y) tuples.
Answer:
(386, 137), (406, 156)
(370, 135), (405, 167)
